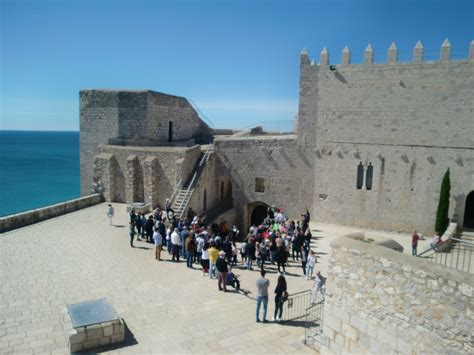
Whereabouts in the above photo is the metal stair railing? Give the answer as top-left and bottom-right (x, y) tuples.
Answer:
(169, 179), (183, 206)
(175, 145), (213, 218)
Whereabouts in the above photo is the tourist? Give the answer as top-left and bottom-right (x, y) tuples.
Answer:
(153, 226), (163, 261)
(135, 212), (143, 241)
(246, 238), (256, 270)
(208, 242), (219, 278)
(240, 241), (247, 264)
(201, 242), (210, 276)
(302, 209), (310, 233)
(166, 224), (172, 253)
(306, 250), (316, 280)
(196, 232), (205, 264)
(106, 204), (114, 225)
(171, 228), (181, 261)
(222, 236), (233, 264)
(129, 221), (135, 248)
(314, 271), (326, 295)
(231, 241), (238, 265)
(412, 230), (420, 256)
(275, 244), (286, 275)
(145, 215), (154, 243)
(181, 226), (189, 258)
(231, 224), (239, 242)
(300, 243), (309, 277)
(431, 232), (442, 251)
(273, 275), (287, 322)
(226, 266), (240, 290)
(255, 270), (270, 323)
(129, 208), (137, 235)
(165, 198), (174, 214)
(185, 232), (196, 268)
(216, 251), (228, 291)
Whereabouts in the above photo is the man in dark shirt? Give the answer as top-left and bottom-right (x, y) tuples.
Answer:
(216, 251), (228, 292)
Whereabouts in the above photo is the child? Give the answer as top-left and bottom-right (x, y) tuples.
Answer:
(306, 250), (316, 280)
(232, 242), (238, 265)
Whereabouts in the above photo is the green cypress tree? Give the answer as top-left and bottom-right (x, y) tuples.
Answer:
(435, 168), (451, 235)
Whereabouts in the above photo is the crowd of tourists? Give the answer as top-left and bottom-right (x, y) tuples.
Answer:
(107, 202), (326, 323)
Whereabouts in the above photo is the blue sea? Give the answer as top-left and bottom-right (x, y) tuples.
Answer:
(0, 131), (80, 217)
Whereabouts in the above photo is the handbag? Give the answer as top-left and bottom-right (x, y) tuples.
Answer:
(282, 291), (289, 302)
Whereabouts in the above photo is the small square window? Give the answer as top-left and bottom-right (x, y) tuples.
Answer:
(255, 178), (265, 193)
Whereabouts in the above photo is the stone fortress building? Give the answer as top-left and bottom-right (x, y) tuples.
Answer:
(80, 39), (474, 236)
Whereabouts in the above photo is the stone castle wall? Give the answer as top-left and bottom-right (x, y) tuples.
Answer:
(321, 234), (474, 354)
(214, 135), (314, 231)
(297, 42), (474, 233)
(94, 144), (201, 206)
(80, 89), (212, 197)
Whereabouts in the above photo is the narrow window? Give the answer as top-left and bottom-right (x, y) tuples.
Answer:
(203, 189), (207, 211)
(356, 162), (364, 189)
(221, 181), (224, 200)
(366, 163), (373, 190)
(168, 121), (173, 142)
(255, 178), (265, 193)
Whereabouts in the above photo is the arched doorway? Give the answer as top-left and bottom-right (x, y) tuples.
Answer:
(249, 202), (269, 226)
(463, 191), (474, 229)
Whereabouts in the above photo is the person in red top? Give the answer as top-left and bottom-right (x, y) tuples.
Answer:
(411, 230), (420, 256)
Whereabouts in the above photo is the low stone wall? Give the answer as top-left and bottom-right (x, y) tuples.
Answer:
(320, 233), (474, 354)
(0, 194), (104, 233)
(69, 318), (125, 352)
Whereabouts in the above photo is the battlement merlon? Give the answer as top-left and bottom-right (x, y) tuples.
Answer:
(299, 39), (474, 67)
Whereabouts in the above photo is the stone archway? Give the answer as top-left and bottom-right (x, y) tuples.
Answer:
(463, 191), (474, 229)
(247, 201), (269, 228)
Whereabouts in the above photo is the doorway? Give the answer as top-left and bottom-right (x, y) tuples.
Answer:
(250, 203), (269, 226)
(168, 121), (173, 142)
(463, 191), (474, 229)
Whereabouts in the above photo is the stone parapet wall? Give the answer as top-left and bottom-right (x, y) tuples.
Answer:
(321, 234), (474, 354)
(0, 194), (104, 233)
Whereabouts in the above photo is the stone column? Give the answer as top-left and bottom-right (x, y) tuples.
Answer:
(93, 153), (117, 202)
(126, 155), (140, 204)
(143, 156), (159, 208)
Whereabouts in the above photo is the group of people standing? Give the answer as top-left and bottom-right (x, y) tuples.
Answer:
(108, 202), (324, 324)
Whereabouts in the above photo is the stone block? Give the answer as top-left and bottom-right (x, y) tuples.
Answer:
(349, 315), (367, 333)
(325, 313), (342, 332)
(69, 330), (86, 345)
(83, 339), (100, 349)
(376, 327), (398, 350)
(397, 339), (412, 354)
(70, 343), (83, 353)
(99, 337), (111, 346)
(111, 333), (125, 343)
(322, 324), (335, 340)
(86, 325), (103, 340)
(103, 325), (114, 337)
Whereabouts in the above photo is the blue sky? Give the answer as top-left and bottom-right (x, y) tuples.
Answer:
(1, 0), (473, 131)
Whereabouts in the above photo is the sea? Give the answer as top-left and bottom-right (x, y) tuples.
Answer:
(0, 130), (80, 217)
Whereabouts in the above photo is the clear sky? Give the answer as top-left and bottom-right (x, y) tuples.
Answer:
(1, 0), (473, 131)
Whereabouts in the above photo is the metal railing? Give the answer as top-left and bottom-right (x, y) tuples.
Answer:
(280, 289), (313, 322)
(430, 237), (474, 273)
(169, 179), (183, 207)
(175, 145), (213, 218)
(304, 296), (325, 343)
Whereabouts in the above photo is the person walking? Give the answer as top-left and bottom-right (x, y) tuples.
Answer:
(273, 275), (287, 322)
(412, 230), (420, 256)
(216, 251), (228, 292)
(276, 245), (286, 275)
(201, 242), (210, 276)
(256, 270), (270, 323)
(106, 204), (114, 225)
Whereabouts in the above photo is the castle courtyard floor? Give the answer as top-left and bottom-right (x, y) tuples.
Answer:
(0, 203), (431, 354)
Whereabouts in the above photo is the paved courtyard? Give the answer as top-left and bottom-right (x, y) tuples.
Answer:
(1, 203), (319, 354)
(0, 203), (432, 354)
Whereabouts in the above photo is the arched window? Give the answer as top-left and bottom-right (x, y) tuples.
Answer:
(221, 181), (224, 200)
(366, 163), (373, 190)
(356, 162), (364, 189)
(203, 189), (207, 212)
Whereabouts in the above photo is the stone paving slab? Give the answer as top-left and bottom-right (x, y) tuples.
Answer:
(0, 203), (316, 354)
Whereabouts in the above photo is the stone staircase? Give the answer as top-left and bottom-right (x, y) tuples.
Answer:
(171, 145), (213, 219)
